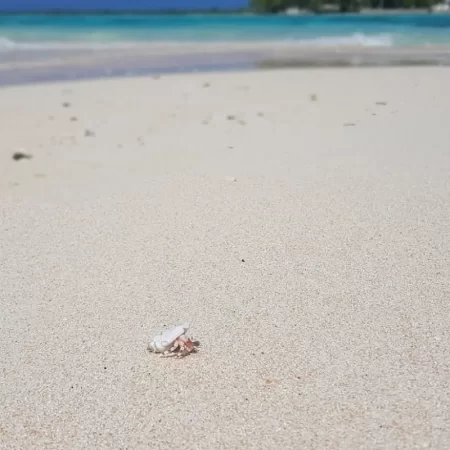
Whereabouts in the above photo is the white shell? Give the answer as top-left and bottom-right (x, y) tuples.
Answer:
(148, 323), (189, 353)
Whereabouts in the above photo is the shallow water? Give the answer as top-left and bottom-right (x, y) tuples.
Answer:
(2, 13), (450, 49)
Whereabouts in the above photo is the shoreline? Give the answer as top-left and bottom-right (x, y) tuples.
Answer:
(1, 42), (450, 86)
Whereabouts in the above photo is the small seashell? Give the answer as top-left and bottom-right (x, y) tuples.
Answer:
(147, 323), (189, 353)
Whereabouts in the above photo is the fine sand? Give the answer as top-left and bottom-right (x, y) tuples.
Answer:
(1, 67), (450, 449)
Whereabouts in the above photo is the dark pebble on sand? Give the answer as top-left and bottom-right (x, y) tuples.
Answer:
(376, 101), (387, 106)
(62, 102), (71, 108)
(310, 94), (318, 101)
(12, 152), (32, 161)
(70, 117), (78, 121)
(227, 115), (236, 121)
(84, 129), (95, 137)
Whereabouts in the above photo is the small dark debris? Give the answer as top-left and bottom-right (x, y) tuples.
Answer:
(257, 112), (264, 117)
(203, 82), (210, 88)
(70, 116), (78, 122)
(241, 259), (245, 263)
(375, 101), (387, 106)
(310, 94), (318, 101)
(227, 115), (236, 121)
(62, 102), (71, 108)
(344, 123), (356, 127)
(12, 152), (32, 161)
(228, 146), (233, 149)
(104, 366), (107, 370)
(84, 129), (95, 137)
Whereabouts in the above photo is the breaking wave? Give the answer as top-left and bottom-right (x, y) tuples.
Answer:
(0, 37), (146, 51)
(298, 32), (394, 47)
(0, 33), (394, 51)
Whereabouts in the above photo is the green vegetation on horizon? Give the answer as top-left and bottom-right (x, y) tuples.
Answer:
(251, 0), (439, 13)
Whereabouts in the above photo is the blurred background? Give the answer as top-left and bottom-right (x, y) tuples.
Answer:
(1, 0), (450, 85)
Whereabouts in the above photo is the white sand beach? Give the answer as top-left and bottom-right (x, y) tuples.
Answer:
(1, 67), (450, 449)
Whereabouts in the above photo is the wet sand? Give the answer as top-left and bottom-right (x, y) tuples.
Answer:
(1, 42), (450, 85)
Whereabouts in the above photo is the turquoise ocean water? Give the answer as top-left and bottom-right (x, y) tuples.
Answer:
(1, 13), (450, 49)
